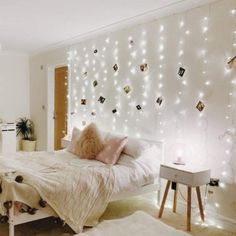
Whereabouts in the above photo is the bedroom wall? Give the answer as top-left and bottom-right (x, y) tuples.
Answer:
(29, 0), (236, 222)
(0, 52), (30, 122)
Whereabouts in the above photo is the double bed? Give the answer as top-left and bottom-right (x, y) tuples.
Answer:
(0, 137), (163, 236)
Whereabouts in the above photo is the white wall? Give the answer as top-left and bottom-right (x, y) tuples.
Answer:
(67, 0), (236, 183)
(30, 0), (236, 221)
(0, 52), (30, 122)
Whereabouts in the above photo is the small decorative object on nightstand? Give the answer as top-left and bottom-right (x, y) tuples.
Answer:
(158, 163), (210, 231)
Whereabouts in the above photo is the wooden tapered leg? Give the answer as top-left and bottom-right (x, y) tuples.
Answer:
(158, 180), (171, 218)
(196, 186), (205, 222)
(173, 183), (178, 213)
(187, 186), (192, 231)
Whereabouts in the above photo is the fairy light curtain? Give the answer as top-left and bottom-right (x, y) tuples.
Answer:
(67, 0), (236, 183)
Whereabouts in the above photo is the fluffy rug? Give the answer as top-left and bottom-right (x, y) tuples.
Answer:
(79, 211), (190, 236)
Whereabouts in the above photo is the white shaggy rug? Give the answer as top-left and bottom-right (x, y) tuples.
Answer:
(79, 211), (190, 236)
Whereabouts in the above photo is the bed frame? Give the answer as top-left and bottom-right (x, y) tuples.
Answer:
(6, 138), (164, 236)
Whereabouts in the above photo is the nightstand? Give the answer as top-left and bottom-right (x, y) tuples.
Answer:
(158, 163), (210, 231)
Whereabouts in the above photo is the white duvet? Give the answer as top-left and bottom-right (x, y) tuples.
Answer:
(0, 149), (161, 232)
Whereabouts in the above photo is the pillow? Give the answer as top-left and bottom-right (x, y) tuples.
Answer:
(67, 127), (81, 154)
(96, 137), (128, 164)
(76, 123), (105, 159)
(123, 137), (150, 158)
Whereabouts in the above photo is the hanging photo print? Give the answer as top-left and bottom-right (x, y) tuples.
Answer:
(136, 105), (142, 110)
(112, 109), (117, 114)
(124, 85), (131, 94)
(98, 96), (106, 104)
(93, 80), (98, 87)
(94, 49), (98, 54)
(178, 67), (185, 77)
(91, 111), (96, 116)
(196, 101), (205, 112)
(156, 96), (163, 106)
(81, 99), (87, 105)
(83, 71), (88, 78)
(140, 63), (148, 72)
(113, 64), (119, 72)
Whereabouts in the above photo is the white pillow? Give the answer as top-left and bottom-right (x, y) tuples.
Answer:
(106, 133), (151, 158)
(123, 137), (151, 158)
(67, 127), (81, 153)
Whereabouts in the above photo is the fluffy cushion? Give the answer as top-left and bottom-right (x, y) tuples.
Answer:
(67, 127), (81, 154)
(76, 123), (105, 159)
(96, 137), (128, 164)
(123, 137), (150, 158)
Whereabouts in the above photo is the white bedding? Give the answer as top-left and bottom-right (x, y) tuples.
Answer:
(0, 148), (161, 231)
(0, 149), (160, 199)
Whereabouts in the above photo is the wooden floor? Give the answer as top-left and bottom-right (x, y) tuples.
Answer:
(0, 192), (235, 236)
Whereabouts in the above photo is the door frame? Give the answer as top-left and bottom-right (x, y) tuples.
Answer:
(47, 63), (71, 151)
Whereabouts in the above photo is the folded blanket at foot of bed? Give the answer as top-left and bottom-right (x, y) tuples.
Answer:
(79, 211), (190, 236)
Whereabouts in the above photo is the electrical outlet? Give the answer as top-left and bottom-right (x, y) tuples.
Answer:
(209, 178), (219, 187)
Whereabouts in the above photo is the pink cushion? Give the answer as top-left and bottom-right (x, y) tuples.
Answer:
(96, 137), (128, 164)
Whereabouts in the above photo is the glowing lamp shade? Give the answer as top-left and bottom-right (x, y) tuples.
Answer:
(170, 142), (192, 165)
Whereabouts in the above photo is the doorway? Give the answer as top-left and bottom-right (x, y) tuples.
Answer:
(54, 66), (68, 150)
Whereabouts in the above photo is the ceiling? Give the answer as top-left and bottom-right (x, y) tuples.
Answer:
(0, 0), (214, 54)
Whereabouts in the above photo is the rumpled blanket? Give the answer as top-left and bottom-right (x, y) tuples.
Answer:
(0, 152), (115, 233)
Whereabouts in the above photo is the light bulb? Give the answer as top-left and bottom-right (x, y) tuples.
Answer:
(159, 44), (164, 52)
(231, 9), (236, 15)
(179, 50), (184, 56)
(130, 67), (136, 74)
(131, 51), (137, 58)
(203, 26), (208, 33)
(160, 25), (164, 32)
(180, 21), (185, 28)
(185, 30), (190, 35)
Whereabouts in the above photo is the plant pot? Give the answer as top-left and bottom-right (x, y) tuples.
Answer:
(21, 140), (36, 152)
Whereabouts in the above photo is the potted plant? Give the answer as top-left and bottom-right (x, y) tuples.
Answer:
(16, 118), (36, 151)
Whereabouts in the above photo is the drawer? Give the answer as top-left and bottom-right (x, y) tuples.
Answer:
(160, 165), (210, 187)
(160, 166), (192, 185)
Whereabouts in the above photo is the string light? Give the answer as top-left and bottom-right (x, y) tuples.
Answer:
(66, 5), (236, 211)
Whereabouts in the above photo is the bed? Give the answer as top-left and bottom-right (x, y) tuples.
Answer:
(0, 137), (163, 236)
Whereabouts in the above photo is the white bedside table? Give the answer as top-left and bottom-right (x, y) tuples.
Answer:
(158, 163), (210, 231)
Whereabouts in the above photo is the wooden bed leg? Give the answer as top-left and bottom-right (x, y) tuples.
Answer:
(9, 201), (15, 236)
(9, 223), (14, 236)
